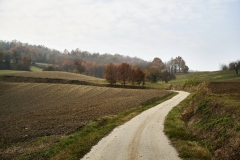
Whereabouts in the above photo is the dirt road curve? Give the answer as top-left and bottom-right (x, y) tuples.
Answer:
(81, 91), (189, 160)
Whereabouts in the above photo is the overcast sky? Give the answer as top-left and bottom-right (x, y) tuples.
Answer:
(0, 0), (240, 71)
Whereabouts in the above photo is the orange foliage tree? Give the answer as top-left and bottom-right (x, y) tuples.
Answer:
(104, 62), (145, 86)
(128, 67), (137, 86)
(161, 70), (176, 83)
(134, 67), (145, 86)
(73, 60), (86, 74)
(146, 66), (161, 83)
(117, 63), (131, 86)
(104, 63), (118, 85)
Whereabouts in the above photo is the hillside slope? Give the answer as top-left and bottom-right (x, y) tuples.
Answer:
(170, 70), (240, 85)
(165, 82), (240, 159)
(1, 71), (103, 82)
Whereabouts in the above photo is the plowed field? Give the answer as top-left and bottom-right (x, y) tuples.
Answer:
(207, 82), (240, 94)
(0, 82), (169, 146)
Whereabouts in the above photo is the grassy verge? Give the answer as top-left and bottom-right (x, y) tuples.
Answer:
(164, 93), (212, 160)
(165, 84), (240, 160)
(16, 92), (178, 160)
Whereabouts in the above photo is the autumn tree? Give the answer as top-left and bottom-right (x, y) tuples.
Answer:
(166, 57), (188, 73)
(73, 60), (86, 74)
(161, 70), (176, 83)
(21, 55), (32, 66)
(152, 57), (165, 70)
(118, 63), (131, 86)
(61, 60), (74, 72)
(180, 59), (186, 72)
(104, 63), (118, 85)
(174, 56), (182, 72)
(147, 66), (161, 83)
(169, 58), (177, 73)
(0, 51), (3, 68)
(128, 67), (137, 86)
(10, 46), (31, 64)
(135, 67), (145, 86)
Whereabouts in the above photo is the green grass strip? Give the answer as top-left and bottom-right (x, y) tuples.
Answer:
(164, 93), (213, 160)
(0, 70), (27, 75)
(16, 92), (178, 160)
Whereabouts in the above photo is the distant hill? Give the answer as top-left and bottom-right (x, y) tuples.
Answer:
(0, 40), (149, 66)
(0, 40), (152, 78)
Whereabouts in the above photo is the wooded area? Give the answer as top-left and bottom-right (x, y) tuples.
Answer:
(0, 40), (189, 83)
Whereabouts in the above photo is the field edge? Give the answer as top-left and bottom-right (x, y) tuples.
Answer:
(15, 92), (178, 160)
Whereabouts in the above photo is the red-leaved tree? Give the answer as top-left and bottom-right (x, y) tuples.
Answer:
(135, 67), (145, 86)
(104, 63), (118, 85)
(118, 63), (131, 86)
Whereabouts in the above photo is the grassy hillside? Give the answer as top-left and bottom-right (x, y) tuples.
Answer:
(170, 70), (240, 85)
(1, 71), (103, 82)
(30, 66), (43, 72)
(145, 70), (240, 90)
(0, 71), (105, 85)
(0, 70), (27, 75)
(164, 82), (240, 159)
(0, 82), (170, 159)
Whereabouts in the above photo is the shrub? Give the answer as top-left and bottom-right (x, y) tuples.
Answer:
(182, 76), (200, 88)
(12, 63), (30, 71)
(43, 65), (55, 71)
(220, 64), (228, 70)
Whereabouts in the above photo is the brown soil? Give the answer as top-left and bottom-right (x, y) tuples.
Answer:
(207, 82), (240, 94)
(0, 82), (169, 147)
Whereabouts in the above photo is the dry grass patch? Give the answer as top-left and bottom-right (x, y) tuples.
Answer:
(2, 71), (104, 83)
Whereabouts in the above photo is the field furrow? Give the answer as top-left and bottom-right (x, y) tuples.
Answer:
(0, 82), (170, 147)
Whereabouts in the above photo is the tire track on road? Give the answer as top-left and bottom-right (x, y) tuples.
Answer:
(81, 91), (189, 160)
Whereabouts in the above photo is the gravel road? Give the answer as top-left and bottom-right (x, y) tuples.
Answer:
(81, 91), (189, 160)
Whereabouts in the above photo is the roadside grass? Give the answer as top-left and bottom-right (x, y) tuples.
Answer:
(165, 84), (240, 160)
(16, 92), (178, 160)
(164, 93), (213, 160)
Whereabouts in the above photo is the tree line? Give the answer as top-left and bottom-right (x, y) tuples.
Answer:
(221, 60), (240, 76)
(0, 40), (189, 83)
(104, 62), (177, 86)
(104, 63), (145, 86)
